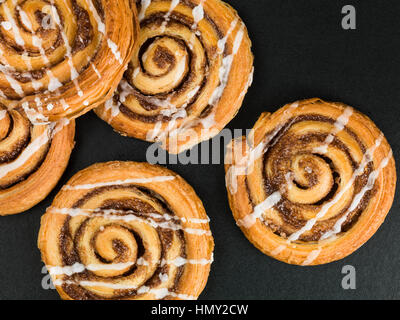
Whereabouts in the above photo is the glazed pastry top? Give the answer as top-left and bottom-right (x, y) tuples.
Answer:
(0, 0), (137, 121)
(225, 98), (396, 265)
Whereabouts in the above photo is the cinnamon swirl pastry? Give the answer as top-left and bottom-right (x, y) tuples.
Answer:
(0, 104), (75, 216)
(38, 161), (214, 300)
(0, 0), (137, 122)
(225, 98), (396, 265)
(95, 0), (254, 154)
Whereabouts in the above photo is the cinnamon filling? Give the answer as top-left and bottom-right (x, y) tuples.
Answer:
(58, 185), (187, 300)
(116, 10), (220, 123)
(0, 0), (98, 94)
(247, 115), (377, 241)
(0, 110), (52, 189)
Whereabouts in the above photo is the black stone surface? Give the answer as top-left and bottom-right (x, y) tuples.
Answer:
(0, 0), (399, 300)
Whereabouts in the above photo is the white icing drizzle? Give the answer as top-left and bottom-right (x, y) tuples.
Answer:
(172, 53), (187, 85)
(192, 1), (205, 27)
(183, 217), (210, 224)
(237, 192), (282, 228)
(238, 66), (254, 100)
(48, 262), (135, 276)
(217, 19), (237, 54)
(302, 248), (322, 266)
(85, 0), (105, 34)
(313, 107), (353, 154)
(143, 211), (210, 224)
(17, 8), (33, 32)
(22, 102), (49, 124)
(0, 21), (11, 30)
(91, 63), (102, 79)
(0, 65), (24, 96)
(284, 172), (294, 191)
(188, 0), (205, 49)
(31, 34), (50, 66)
(160, 0), (180, 33)
(15, 6), (36, 72)
(148, 85), (200, 141)
(208, 21), (243, 108)
(163, 254), (214, 267)
(63, 176), (175, 190)
(46, 71), (63, 92)
(104, 98), (121, 120)
(0, 110), (7, 120)
(182, 228), (211, 236)
(48, 207), (212, 236)
(271, 245), (286, 256)
(52, 276), (197, 299)
(138, 0), (151, 21)
(61, 0), (73, 15)
(0, 128), (50, 179)
(119, 79), (135, 104)
(107, 39), (123, 65)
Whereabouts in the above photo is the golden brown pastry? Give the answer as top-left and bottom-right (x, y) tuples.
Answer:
(0, 104), (75, 216)
(38, 161), (214, 300)
(95, 0), (254, 154)
(0, 0), (137, 122)
(225, 98), (396, 265)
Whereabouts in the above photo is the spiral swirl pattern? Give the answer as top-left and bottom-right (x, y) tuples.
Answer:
(95, 0), (253, 154)
(225, 98), (396, 265)
(38, 161), (214, 300)
(0, 0), (137, 121)
(0, 103), (75, 215)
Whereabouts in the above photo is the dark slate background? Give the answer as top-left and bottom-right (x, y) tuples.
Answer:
(0, 0), (399, 300)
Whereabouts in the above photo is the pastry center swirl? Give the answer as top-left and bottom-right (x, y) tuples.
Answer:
(0, 0), (101, 99)
(59, 185), (187, 300)
(135, 35), (190, 95)
(258, 115), (375, 242)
